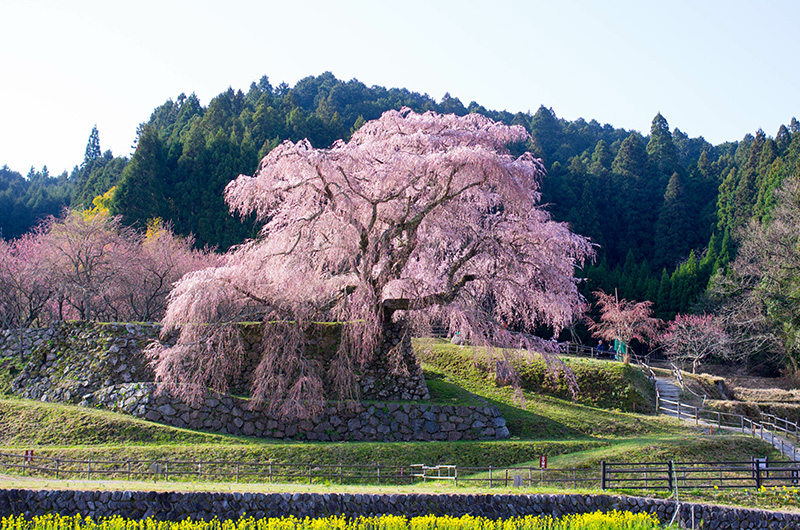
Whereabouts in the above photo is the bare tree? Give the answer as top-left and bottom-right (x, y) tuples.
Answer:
(711, 176), (800, 374)
(660, 313), (731, 373)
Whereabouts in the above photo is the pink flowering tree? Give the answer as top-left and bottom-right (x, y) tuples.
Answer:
(588, 290), (661, 362)
(148, 108), (594, 418)
(661, 313), (731, 373)
(41, 210), (137, 321)
(0, 209), (216, 325)
(0, 232), (59, 357)
(111, 220), (220, 322)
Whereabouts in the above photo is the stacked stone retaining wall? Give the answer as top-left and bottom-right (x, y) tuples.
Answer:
(91, 383), (508, 441)
(2, 322), (506, 441)
(2, 321), (428, 403)
(0, 489), (797, 529)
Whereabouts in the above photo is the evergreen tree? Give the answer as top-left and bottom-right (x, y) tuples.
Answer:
(110, 126), (171, 229)
(589, 139), (613, 178)
(610, 132), (653, 264)
(646, 113), (679, 180)
(530, 106), (562, 164)
(84, 125), (102, 165)
(653, 172), (692, 270)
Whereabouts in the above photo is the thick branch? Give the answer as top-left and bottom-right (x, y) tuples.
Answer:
(382, 273), (478, 319)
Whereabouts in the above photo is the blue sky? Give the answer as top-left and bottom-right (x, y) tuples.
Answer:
(2, 0), (799, 175)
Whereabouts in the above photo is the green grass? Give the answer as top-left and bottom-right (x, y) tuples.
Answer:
(0, 336), (788, 514)
(416, 339), (677, 439)
(18, 439), (606, 469)
(0, 397), (235, 446)
(544, 434), (777, 469)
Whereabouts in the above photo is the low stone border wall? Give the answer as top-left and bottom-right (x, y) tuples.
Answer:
(0, 489), (797, 529)
(91, 383), (509, 441)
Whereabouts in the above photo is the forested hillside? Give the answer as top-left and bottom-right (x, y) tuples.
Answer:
(2, 72), (799, 323)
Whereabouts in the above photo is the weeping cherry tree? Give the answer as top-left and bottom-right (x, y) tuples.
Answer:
(148, 108), (594, 418)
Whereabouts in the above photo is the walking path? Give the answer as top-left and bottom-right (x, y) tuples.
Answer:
(655, 377), (681, 417)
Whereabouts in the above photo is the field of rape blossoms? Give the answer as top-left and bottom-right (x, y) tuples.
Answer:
(0, 512), (676, 530)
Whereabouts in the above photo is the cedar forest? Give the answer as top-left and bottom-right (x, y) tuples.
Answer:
(2, 72), (799, 372)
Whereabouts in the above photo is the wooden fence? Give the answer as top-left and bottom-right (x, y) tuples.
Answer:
(0, 452), (596, 488)
(7, 451), (800, 492)
(601, 458), (800, 491)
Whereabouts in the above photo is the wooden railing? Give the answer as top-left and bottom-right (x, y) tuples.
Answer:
(658, 397), (800, 460)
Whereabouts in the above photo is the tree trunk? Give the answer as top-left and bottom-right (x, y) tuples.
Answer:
(358, 316), (430, 401)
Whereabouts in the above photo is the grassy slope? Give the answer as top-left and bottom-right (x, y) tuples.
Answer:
(0, 397), (233, 446)
(0, 339), (781, 470)
(0, 340), (794, 513)
(418, 339), (679, 439)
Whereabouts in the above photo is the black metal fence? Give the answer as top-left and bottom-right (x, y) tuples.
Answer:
(601, 458), (800, 491)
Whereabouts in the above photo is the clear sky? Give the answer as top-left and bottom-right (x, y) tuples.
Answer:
(2, 0), (799, 176)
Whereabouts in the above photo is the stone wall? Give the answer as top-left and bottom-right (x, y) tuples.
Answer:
(91, 383), (508, 441)
(6, 322), (160, 403)
(2, 322), (505, 441)
(0, 488), (797, 529)
(3, 321), (428, 403)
